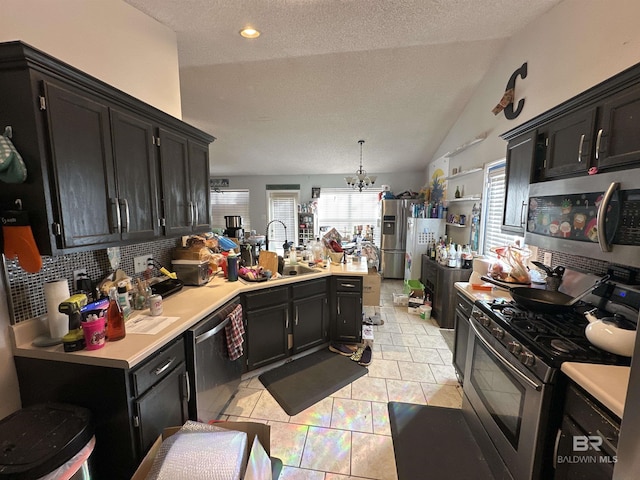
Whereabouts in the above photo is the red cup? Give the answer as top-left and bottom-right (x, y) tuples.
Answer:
(82, 318), (106, 350)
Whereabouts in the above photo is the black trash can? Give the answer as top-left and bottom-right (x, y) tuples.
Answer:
(0, 403), (94, 480)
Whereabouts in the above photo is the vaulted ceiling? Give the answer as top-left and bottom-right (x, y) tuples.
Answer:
(125, 0), (562, 176)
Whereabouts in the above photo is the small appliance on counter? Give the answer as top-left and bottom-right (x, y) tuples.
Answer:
(171, 259), (210, 286)
(223, 215), (244, 240)
(149, 278), (184, 298)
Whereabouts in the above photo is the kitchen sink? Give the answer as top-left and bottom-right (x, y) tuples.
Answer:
(282, 264), (318, 276)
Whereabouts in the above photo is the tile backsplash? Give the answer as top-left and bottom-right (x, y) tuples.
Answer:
(5, 238), (180, 323)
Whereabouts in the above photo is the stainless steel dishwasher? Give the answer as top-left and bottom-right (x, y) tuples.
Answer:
(185, 297), (244, 422)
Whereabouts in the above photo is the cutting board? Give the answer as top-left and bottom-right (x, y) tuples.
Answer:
(258, 251), (278, 274)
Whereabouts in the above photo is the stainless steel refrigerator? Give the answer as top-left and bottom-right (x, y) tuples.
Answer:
(380, 199), (408, 279)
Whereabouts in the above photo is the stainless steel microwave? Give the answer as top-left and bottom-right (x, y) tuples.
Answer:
(525, 168), (640, 267)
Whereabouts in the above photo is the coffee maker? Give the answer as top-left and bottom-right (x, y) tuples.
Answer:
(224, 215), (244, 240)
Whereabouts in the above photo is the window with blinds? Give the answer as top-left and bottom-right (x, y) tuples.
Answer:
(316, 188), (382, 244)
(481, 161), (523, 256)
(210, 190), (250, 231)
(267, 191), (299, 250)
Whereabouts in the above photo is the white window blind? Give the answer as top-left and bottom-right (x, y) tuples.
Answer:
(267, 191), (298, 250)
(481, 161), (523, 256)
(210, 190), (250, 231)
(317, 188), (382, 244)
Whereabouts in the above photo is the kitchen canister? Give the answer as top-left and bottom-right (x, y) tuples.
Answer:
(81, 317), (106, 350)
(44, 278), (71, 339)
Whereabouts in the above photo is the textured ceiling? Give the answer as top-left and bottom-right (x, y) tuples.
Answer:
(124, 0), (561, 176)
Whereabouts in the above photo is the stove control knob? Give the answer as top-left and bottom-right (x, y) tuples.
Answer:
(519, 351), (535, 367)
(508, 341), (522, 354)
(481, 315), (492, 328)
(492, 327), (504, 339)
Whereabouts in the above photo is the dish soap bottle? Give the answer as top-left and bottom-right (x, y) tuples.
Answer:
(106, 287), (126, 341)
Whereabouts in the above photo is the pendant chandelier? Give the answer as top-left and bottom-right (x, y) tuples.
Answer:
(345, 140), (377, 192)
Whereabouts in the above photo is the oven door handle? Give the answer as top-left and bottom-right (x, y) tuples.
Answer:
(469, 319), (542, 391)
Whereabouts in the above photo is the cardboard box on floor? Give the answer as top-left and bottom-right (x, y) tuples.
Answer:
(363, 268), (381, 306)
(131, 421), (272, 480)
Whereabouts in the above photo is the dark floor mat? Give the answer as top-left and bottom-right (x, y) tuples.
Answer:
(388, 402), (495, 480)
(259, 349), (368, 416)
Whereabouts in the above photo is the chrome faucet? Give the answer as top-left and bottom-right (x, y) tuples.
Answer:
(265, 220), (291, 252)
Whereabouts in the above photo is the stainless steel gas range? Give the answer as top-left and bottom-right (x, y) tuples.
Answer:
(460, 280), (636, 480)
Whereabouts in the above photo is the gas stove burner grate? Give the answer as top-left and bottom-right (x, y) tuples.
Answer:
(550, 339), (579, 354)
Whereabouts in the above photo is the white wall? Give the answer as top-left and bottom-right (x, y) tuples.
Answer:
(0, 0), (181, 420)
(0, 0), (182, 118)
(225, 171), (425, 235)
(428, 0), (640, 178)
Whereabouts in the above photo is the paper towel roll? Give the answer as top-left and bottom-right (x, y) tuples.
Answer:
(44, 279), (70, 339)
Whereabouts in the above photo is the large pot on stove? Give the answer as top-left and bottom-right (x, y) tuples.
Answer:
(584, 311), (636, 357)
(481, 275), (609, 313)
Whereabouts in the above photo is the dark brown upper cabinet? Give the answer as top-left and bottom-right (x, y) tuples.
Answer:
(0, 41), (214, 255)
(502, 59), (640, 189)
(541, 107), (597, 179)
(503, 131), (537, 235)
(595, 83), (640, 170)
(158, 130), (211, 236)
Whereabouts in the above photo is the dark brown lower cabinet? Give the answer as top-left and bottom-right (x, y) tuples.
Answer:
(421, 255), (472, 329)
(332, 276), (363, 343)
(554, 382), (620, 480)
(244, 279), (330, 370)
(13, 337), (189, 480)
(452, 291), (474, 384)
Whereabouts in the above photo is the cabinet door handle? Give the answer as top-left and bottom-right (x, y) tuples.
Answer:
(295, 306), (299, 326)
(577, 133), (585, 163)
(285, 310), (289, 329)
(337, 298), (341, 315)
(194, 201), (199, 226)
(119, 198), (130, 232)
(188, 201), (194, 227)
(154, 357), (175, 376)
(340, 283), (356, 288)
(183, 372), (191, 403)
(520, 201), (527, 226)
(110, 198), (121, 233)
(553, 428), (562, 469)
(595, 128), (604, 161)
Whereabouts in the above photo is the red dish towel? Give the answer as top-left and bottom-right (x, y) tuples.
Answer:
(224, 304), (245, 361)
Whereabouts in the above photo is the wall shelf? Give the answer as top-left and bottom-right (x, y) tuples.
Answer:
(446, 222), (469, 228)
(449, 196), (481, 203)
(444, 167), (483, 181)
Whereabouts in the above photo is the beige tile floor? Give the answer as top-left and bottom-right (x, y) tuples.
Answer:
(221, 279), (463, 480)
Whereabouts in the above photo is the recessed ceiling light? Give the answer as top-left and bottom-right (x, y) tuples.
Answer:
(240, 27), (260, 39)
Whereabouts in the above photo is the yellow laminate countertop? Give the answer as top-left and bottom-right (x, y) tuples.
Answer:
(11, 259), (370, 370)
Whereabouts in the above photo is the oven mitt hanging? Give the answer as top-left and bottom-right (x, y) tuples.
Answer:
(0, 127), (28, 184)
(1, 210), (42, 273)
